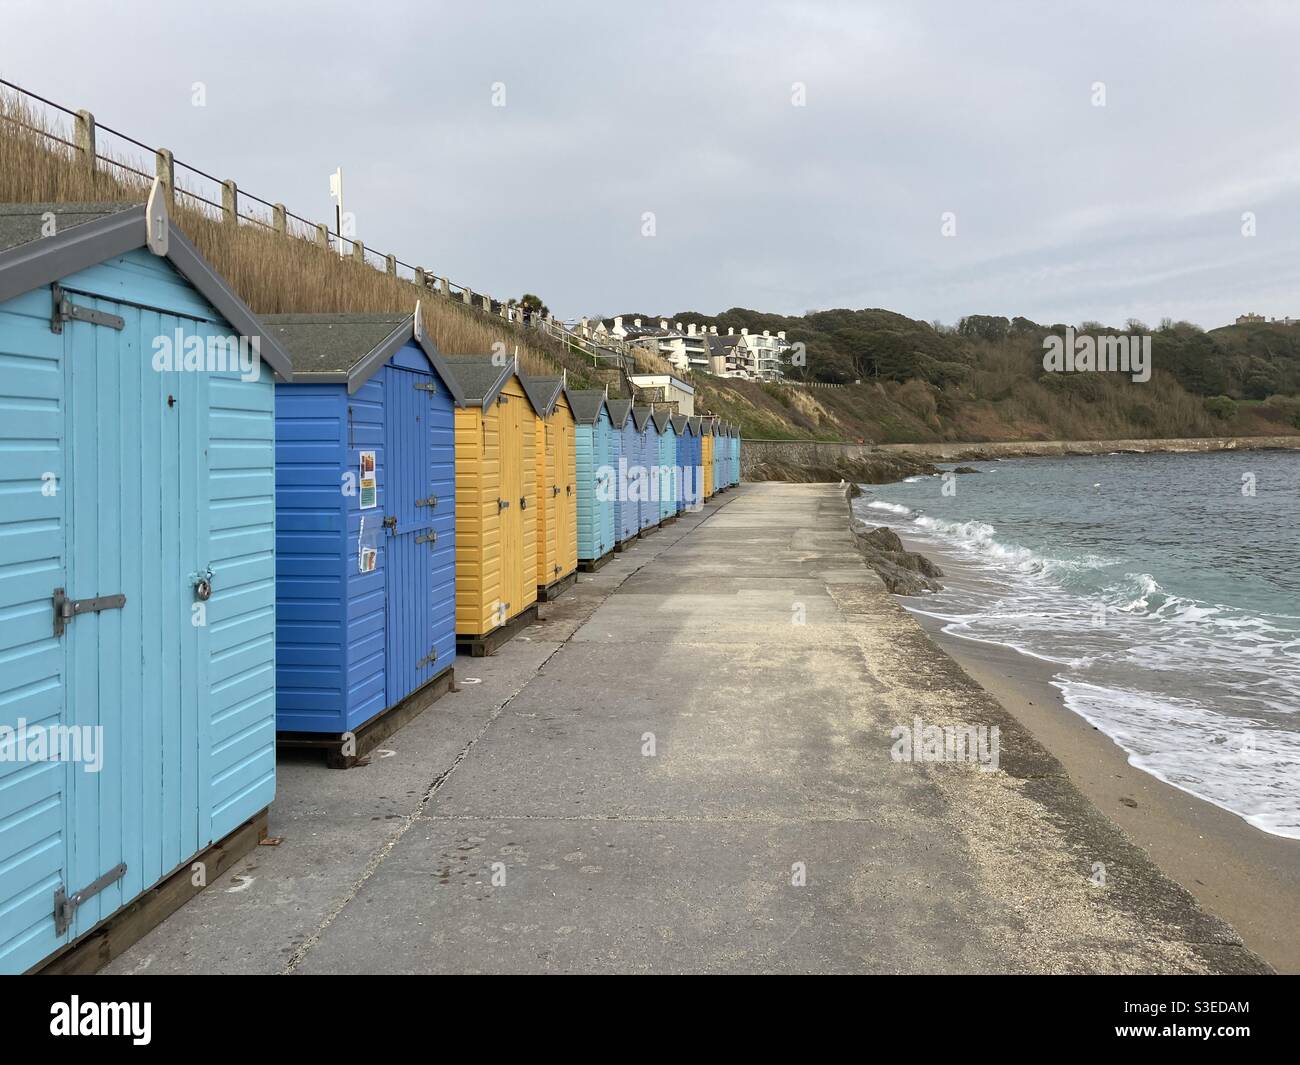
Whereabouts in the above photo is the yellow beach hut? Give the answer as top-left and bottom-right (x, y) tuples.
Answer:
(522, 373), (579, 602)
(447, 357), (545, 655)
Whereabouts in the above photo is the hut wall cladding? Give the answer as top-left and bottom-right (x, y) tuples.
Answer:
(575, 405), (615, 560)
(535, 392), (577, 589)
(273, 345), (456, 736)
(454, 375), (538, 636)
(0, 246), (276, 974)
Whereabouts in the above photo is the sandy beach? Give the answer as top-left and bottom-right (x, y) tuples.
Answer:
(895, 531), (1300, 974)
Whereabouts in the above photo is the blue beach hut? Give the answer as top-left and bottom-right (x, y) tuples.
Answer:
(631, 406), (657, 532)
(670, 414), (691, 513)
(607, 398), (638, 547)
(0, 195), (293, 974)
(265, 309), (462, 764)
(570, 390), (616, 570)
(653, 409), (678, 524)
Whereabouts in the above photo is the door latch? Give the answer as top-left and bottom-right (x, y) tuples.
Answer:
(498, 498), (510, 511)
(383, 515), (398, 530)
(52, 588), (126, 637)
(54, 863), (127, 935)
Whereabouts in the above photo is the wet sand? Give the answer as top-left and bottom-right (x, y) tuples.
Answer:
(896, 533), (1300, 974)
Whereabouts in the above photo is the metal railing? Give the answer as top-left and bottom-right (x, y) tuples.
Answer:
(0, 76), (523, 314)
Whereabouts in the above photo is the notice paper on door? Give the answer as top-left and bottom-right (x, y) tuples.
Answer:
(359, 450), (377, 510)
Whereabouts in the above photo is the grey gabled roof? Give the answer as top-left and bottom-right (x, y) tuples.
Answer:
(700, 417), (714, 435)
(606, 398), (631, 428)
(521, 374), (564, 418)
(568, 389), (610, 425)
(631, 405), (655, 432)
(0, 198), (293, 381)
(685, 416), (702, 435)
(443, 356), (540, 412)
(670, 413), (689, 435)
(260, 313), (465, 400)
(652, 409), (673, 433)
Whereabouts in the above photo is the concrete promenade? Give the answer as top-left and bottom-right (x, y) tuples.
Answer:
(108, 483), (1267, 974)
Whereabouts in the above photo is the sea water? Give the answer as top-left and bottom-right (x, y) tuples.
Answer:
(855, 450), (1300, 839)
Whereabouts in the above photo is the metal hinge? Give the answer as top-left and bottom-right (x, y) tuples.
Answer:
(416, 531), (437, 544)
(498, 498), (510, 510)
(51, 285), (125, 334)
(414, 381), (437, 393)
(54, 863), (127, 936)
(417, 648), (437, 669)
(52, 588), (126, 637)
(416, 496), (437, 508)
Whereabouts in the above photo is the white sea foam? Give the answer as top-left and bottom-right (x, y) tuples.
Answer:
(853, 487), (1300, 839)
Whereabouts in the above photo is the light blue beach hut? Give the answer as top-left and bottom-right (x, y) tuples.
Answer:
(631, 406), (658, 532)
(570, 390), (616, 570)
(607, 399), (638, 546)
(0, 196), (293, 974)
(653, 409), (679, 524)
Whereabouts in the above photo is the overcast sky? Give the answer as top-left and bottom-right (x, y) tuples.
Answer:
(5, 0), (1300, 328)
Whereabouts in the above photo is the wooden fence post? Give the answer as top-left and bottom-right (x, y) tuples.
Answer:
(155, 148), (175, 204)
(221, 179), (237, 223)
(74, 110), (96, 178)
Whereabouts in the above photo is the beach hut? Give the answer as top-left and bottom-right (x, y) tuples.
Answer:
(448, 357), (544, 655)
(683, 416), (704, 509)
(0, 196), (293, 974)
(607, 398), (638, 548)
(670, 414), (691, 513)
(653, 410), (679, 525)
(713, 419), (728, 492)
(719, 422), (732, 488)
(521, 373), (578, 601)
(569, 390), (617, 570)
(631, 406), (659, 533)
(731, 424), (742, 486)
(700, 418), (716, 499)
(265, 310), (461, 765)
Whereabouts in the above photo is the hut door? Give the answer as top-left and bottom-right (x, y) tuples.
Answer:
(498, 398), (524, 615)
(383, 366), (437, 704)
(556, 418), (573, 570)
(60, 301), (208, 945)
(542, 420), (558, 582)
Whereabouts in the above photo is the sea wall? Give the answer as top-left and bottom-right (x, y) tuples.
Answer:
(742, 435), (1300, 483)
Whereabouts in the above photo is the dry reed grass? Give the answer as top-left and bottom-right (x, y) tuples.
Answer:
(0, 90), (565, 378)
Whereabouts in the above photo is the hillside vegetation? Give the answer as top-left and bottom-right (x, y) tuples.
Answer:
(649, 308), (1300, 443)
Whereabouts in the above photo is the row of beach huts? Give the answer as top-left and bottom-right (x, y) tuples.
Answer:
(0, 197), (740, 973)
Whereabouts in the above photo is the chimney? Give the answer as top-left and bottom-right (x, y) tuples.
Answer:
(710, 325), (718, 334)
(728, 326), (734, 336)
(614, 316), (623, 330)
(741, 327), (748, 336)
(777, 330), (786, 341)
(675, 321), (683, 331)
(688, 323), (696, 336)
(660, 319), (667, 330)
(634, 317), (641, 327)
(763, 329), (770, 337)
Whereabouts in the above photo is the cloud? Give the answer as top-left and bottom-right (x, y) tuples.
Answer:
(4, 0), (1296, 328)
